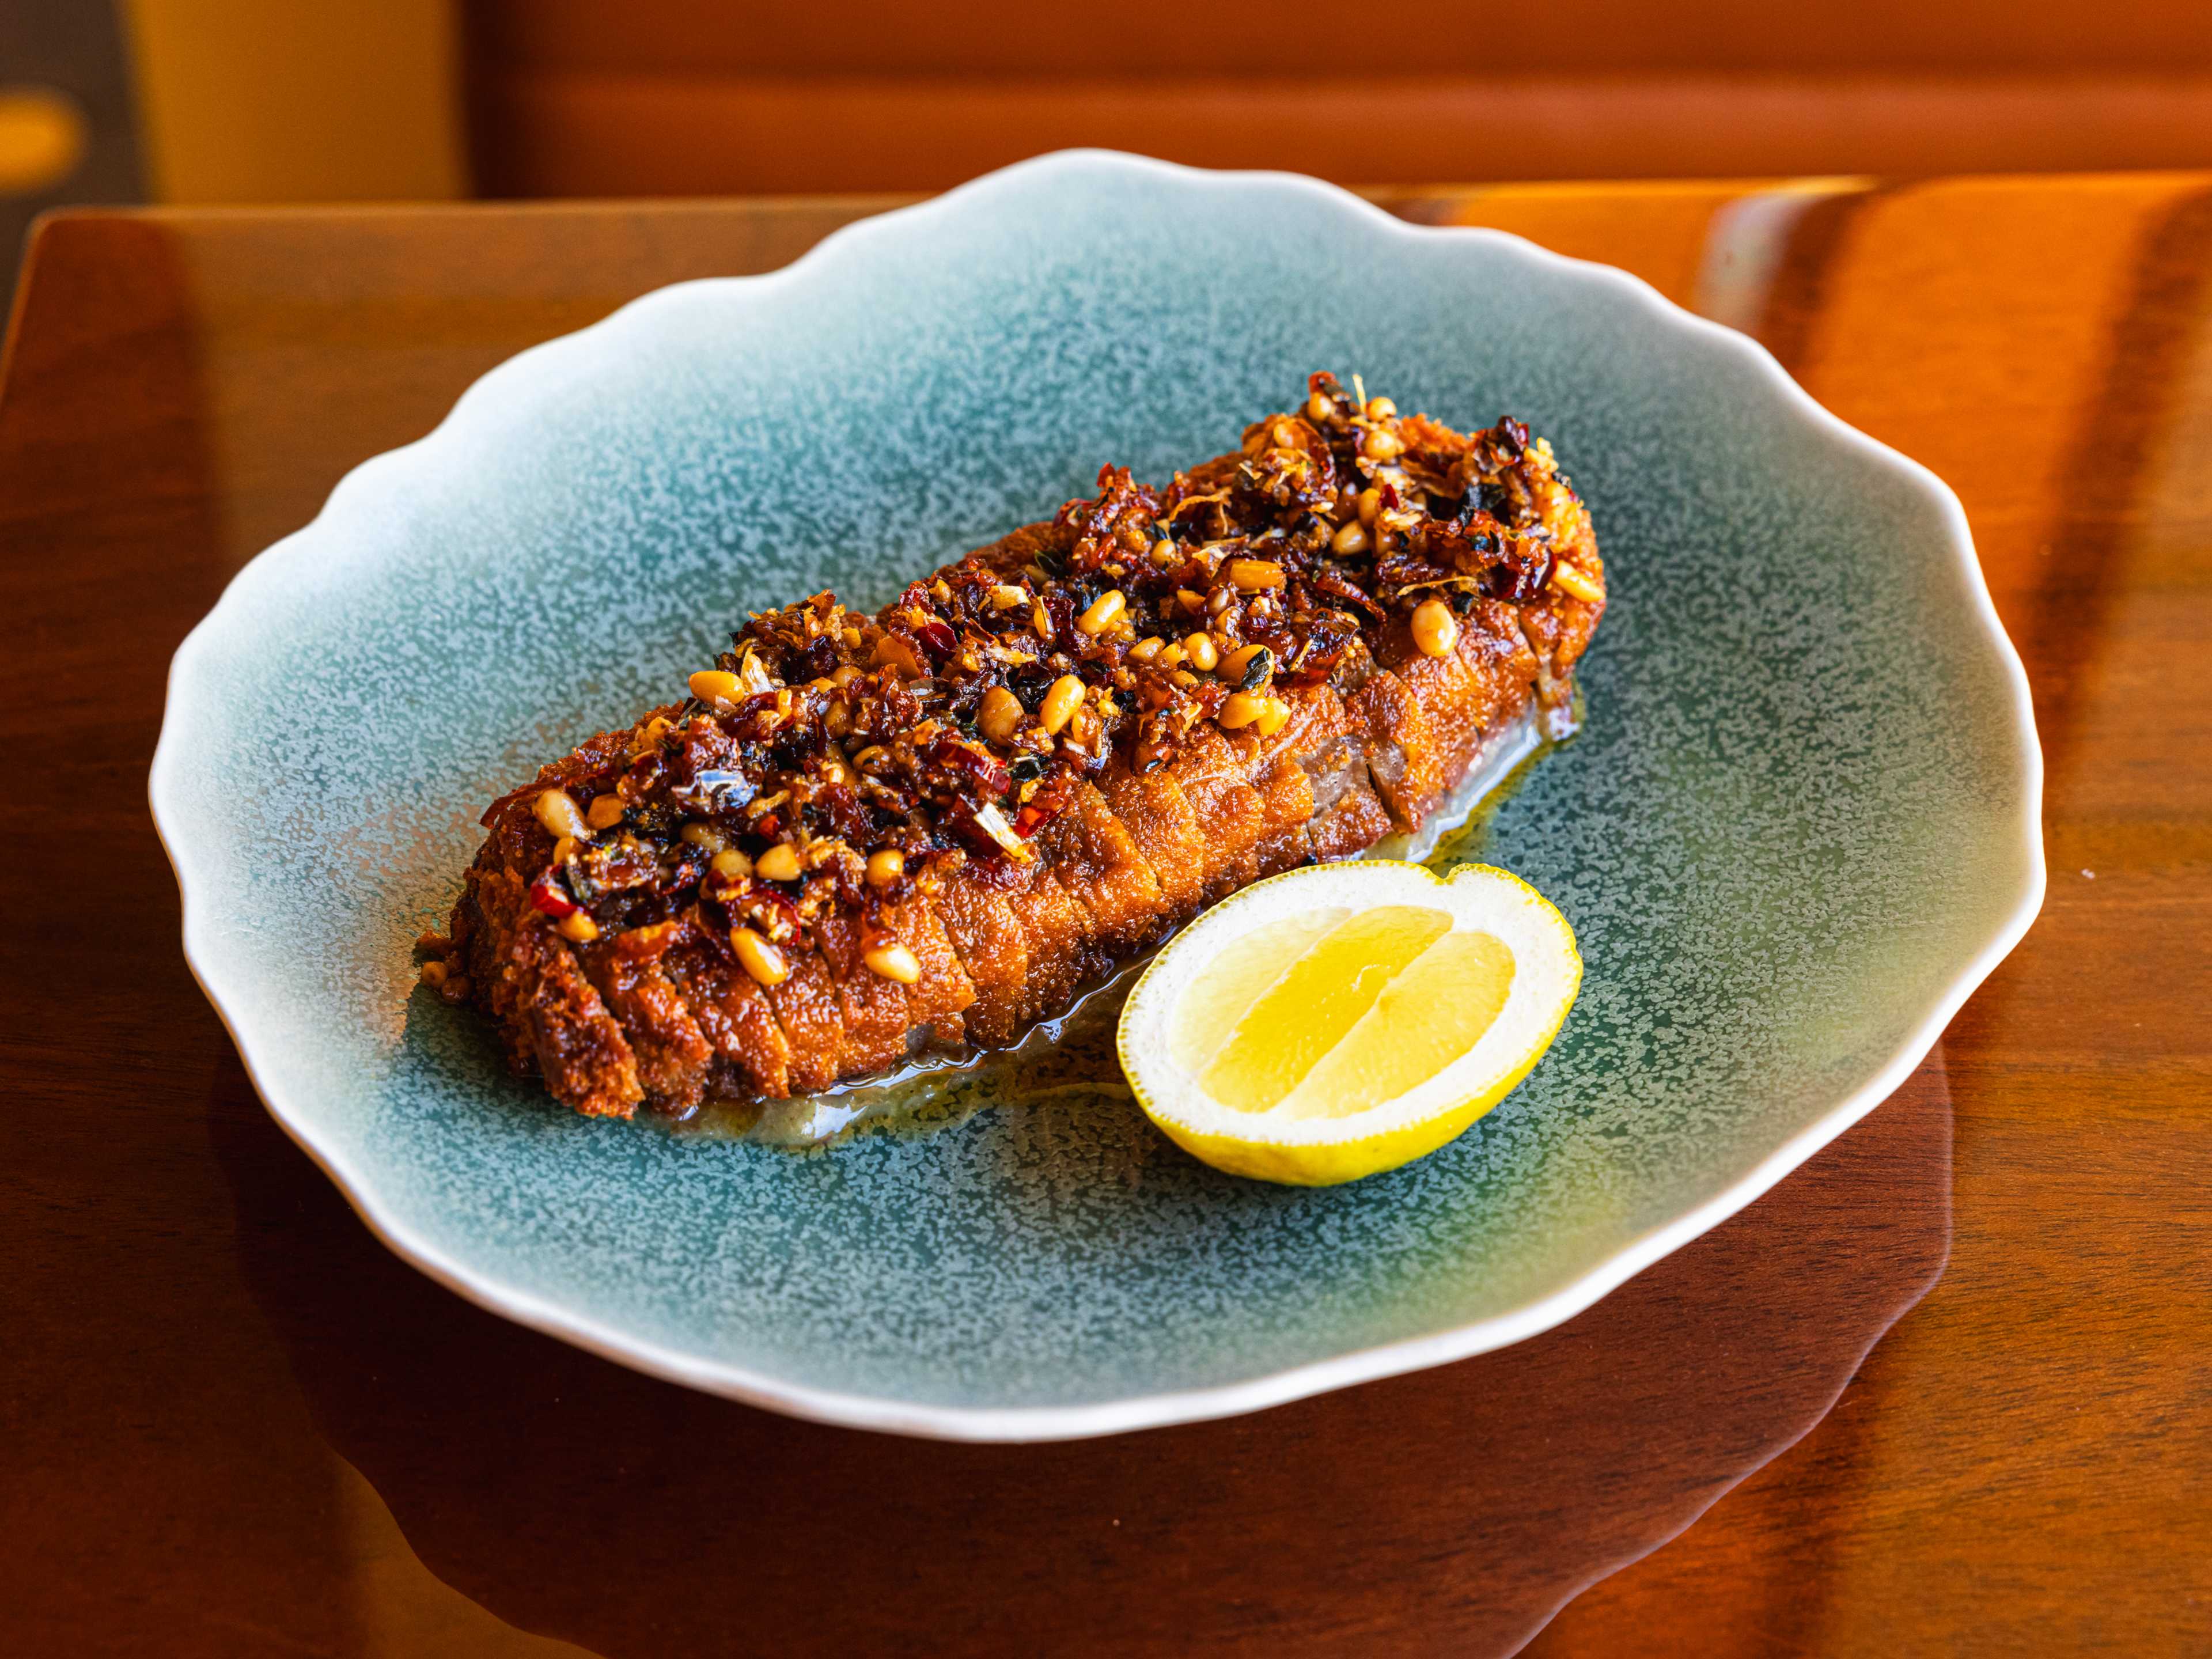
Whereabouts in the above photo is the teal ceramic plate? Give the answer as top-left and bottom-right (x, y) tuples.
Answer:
(151, 153), (2042, 1441)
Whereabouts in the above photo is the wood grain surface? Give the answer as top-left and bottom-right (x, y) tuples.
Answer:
(0, 177), (2204, 1656)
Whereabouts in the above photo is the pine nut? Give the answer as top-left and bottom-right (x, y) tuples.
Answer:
(710, 847), (752, 880)
(866, 849), (905, 888)
(732, 927), (788, 987)
(1181, 632), (1219, 672)
(532, 787), (589, 842)
(552, 835), (578, 865)
(680, 821), (729, 853)
(1255, 696), (1292, 737)
(1358, 487), (1381, 525)
(830, 663), (863, 688)
(1220, 643), (1272, 688)
(1363, 428), (1403, 460)
(1127, 636), (1165, 663)
(419, 959), (448, 988)
(863, 939), (922, 983)
(1075, 589), (1126, 636)
(977, 685), (1024, 742)
(1306, 391), (1333, 423)
(1217, 691), (1266, 729)
(755, 843), (802, 882)
(1039, 674), (1085, 734)
(1331, 520), (1370, 556)
(1365, 396), (1396, 418)
(1412, 599), (1460, 658)
(1551, 562), (1605, 603)
(556, 912), (601, 943)
(989, 583), (1027, 609)
(586, 793), (627, 831)
(1227, 558), (1285, 592)
(689, 669), (741, 705)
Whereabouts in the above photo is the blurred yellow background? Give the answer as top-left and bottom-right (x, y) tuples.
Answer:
(122, 0), (466, 203)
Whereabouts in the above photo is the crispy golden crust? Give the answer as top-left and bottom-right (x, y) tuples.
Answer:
(433, 379), (1604, 1119)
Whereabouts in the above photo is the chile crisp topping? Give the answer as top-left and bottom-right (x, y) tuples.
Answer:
(427, 374), (1605, 1117)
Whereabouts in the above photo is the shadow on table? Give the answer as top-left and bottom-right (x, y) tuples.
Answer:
(207, 1054), (1951, 1659)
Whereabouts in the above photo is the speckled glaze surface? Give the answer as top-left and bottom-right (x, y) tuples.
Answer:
(150, 152), (2042, 1441)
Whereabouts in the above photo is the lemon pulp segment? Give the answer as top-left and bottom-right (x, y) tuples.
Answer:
(1166, 907), (1349, 1075)
(1190, 905), (1452, 1112)
(1272, 928), (1516, 1120)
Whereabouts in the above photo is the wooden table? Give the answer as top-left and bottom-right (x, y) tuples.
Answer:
(2, 178), (2205, 1656)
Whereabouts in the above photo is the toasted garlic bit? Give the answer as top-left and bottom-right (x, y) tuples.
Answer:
(688, 668), (741, 705)
(1221, 643), (1272, 688)
(1255, 696), (1291, 737)
(1551, 562), (1605, 603)
(1181, 632), (1220, 672)
(1330, 520), (1370, 557)
(1127, 635), (1165, 664)
(710, 847), (752, 880)
(1039, 673), (1086, 735)
(1365, 396), (1397, 419)
(863, 939), (922, 984)
(866, 849), (905, 888)
(1411, 598), (1460, 658)
(585, 793), (627, 831)
(556, 912), (601, 944)
(1217, 691), (1266, 730)
(978, 685), (1024, 742)
(1075, 588), (1126, 636)
(1227, 558), (1285, 592)
(732, 926), (789, 987)
(532, 787), (590, 842)
(1362, 427), (1403, 461)
(755, 843), (802, 883)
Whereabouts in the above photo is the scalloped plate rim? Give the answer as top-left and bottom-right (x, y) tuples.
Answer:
(149, 150), (2044, 1442)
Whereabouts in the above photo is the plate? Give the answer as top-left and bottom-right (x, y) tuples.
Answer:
(151, 152), (2042, 1440)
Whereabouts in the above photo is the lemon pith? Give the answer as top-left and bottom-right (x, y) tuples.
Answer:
(1118, 863), (1581, 1186)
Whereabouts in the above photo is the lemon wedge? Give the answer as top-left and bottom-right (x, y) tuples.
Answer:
(1118, 863), (1581, 1185)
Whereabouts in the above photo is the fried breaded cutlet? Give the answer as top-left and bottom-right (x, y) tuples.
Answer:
(421, 375), (1606, 1120)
